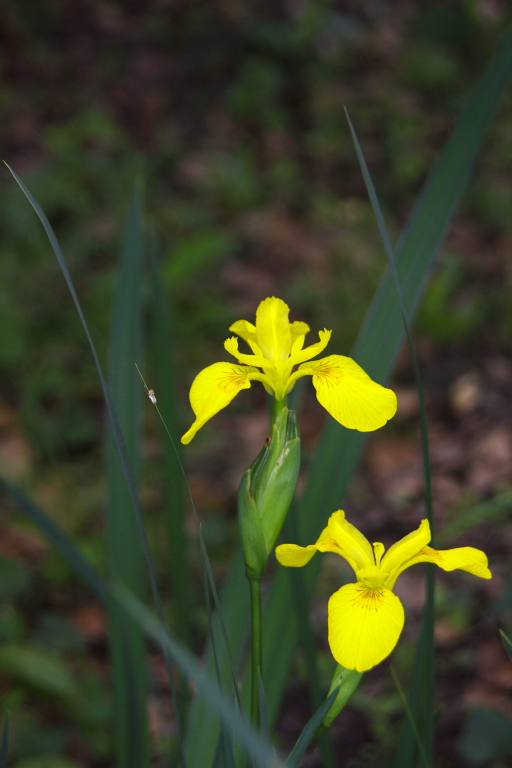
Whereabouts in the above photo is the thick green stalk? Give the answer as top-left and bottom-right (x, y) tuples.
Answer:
(272, 396), (287, 421)
(249, 575), (263, 727)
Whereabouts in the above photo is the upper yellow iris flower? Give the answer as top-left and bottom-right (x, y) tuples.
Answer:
(276, 510), (491, 672)
(182, 297), (397, 444)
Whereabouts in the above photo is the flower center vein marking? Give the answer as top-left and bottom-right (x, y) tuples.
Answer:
(355, 586), (385, 610)
(219, 374), (246, 395)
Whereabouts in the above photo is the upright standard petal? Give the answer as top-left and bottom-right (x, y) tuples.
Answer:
(287, 329), (332, 368)
(301, 355), (398, 431)
(290, 320), (310, 345)
(229, 319), (262, 355)
(224, 337), (270, 371)
(381, 519), (431, 584)
(181, 362), (259, 444)
(255, 297), (292, 361)
(316, 511), (375, 573)
(328, 583), (405, 672)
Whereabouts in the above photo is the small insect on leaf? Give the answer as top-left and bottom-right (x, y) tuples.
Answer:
(148, 389), (157, 404)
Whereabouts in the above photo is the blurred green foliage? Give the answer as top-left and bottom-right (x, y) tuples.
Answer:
(459, 707), (512, 765)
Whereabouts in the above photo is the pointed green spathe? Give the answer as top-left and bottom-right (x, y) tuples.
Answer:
(239, 403), (300, 578)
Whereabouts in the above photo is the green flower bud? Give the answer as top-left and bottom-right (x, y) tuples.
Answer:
(238, 404), (300, 578)
(238, 470), (268, 579)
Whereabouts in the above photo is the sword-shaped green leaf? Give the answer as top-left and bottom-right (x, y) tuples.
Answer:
(106, 184), (149, 768)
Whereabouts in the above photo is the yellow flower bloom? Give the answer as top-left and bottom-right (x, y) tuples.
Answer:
(181, 297), (397, 443)
(276, 511), (492, 672)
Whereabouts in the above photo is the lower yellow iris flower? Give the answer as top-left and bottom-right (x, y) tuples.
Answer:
(276, 511), (491, 672)
(182, 297), (397, 443)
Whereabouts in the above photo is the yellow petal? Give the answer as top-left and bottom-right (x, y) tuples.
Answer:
(381, 519), (431, 581)
(275, 543), (319, 567)
(255, 297), (292, 362)
(328, 583), (404, 672)
(181, 362), (258, 444)
(317, 510), (374, 572)
(301, 355), (398, 431)
(405, 545), (492, 580)
(290, 321), (310, 344)
(229, 319), (262, 356)
(288, 329), (332, 367)
(275, 512), (375, 575)
(224, 337), (270, 371)
(229, 318), (257, 343)
(373, 541), (385, 567)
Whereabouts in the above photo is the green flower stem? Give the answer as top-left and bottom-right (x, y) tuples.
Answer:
(249, 574), (263, 727)
(272, 396), (287, 421)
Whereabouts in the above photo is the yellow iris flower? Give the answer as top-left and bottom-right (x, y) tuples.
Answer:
(276, 510), (491, 672)
(181, 297), (397, 444)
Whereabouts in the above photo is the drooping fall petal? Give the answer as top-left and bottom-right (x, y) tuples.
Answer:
(181, 362), (260, 444)
(402, 545), (492, 580)
(328, 583), (405, 672)
(301, 355), (398, 431)
(275, 543), (320, 567)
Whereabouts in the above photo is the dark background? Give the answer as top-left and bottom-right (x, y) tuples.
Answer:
(0, 1), (511, 766)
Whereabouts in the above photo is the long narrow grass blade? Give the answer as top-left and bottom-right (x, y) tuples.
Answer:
(4, 167), (141, 550)
(391, 609), (436, 768)
(346, 110), (436, 767)
(112, 581), (284, 768)
(285, 690), (339, 768)
(184, 549), (250, 762)
(499, 630), (512, 664)
(138, 357), (247, 757)
(259, 672), (269, 744)
(147, 228), (191, 648)
(6, 168), (185, 765)
(390, 666), (430, 768)
(345, 108), (434, 525)
(4, 168), (163, 610)
(202, 545), (239, 768)
(213, 738), (237, 768)
(106, 184), (149, 768)
(184, 26), (512, 765)
(138, 357), (248, 768)
(138, 353), (246, 711)
(421, 570), (436, 766)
